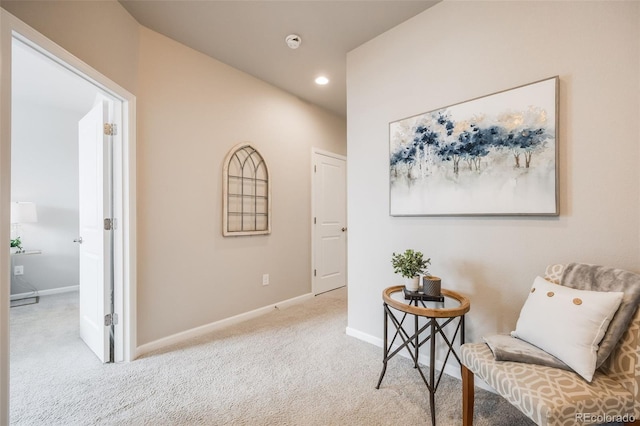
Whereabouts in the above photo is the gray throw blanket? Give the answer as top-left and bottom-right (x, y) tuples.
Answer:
(484, 334), (572, 371)
(561, 262), (640, 368)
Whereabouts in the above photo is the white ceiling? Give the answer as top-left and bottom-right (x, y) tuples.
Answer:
(118, 0), (439, 117)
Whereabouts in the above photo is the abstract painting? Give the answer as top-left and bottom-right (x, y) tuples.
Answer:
(389, 77), (558, 216)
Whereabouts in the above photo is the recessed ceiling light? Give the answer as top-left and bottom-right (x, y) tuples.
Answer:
(315, 76), (329, 85)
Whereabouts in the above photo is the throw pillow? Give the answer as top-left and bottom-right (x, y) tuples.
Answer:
(511, 276), (623, 382)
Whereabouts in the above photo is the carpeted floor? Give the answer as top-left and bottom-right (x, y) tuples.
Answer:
(9, 287), (533, 425)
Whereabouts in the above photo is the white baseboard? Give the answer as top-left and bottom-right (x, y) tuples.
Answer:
(345, 326), (495, 393)
(136, 292), (315, 358)
(10, 285), (78, 300)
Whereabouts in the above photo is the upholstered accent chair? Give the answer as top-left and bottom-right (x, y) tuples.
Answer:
(461, 264), (640, 426)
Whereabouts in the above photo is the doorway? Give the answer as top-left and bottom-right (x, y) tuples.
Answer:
(1, 10), (137, 402)
(311, 149), (347, 295)
(11, 35), (121, 363)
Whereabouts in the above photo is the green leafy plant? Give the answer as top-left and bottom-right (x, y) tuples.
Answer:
(10, 237), (22, 251)
(391, 249), (430, 279)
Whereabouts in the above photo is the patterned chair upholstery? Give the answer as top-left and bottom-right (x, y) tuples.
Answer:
(461, 264), (640, 426)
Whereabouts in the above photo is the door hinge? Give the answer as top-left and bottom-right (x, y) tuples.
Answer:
(104, 123), (117, 136)
(314, 165), (317, 173)
(314, 217), (316, 225)
(104, 313), (118, 326)
(314, 269), (317, 277)
(104, 218), (113, 230)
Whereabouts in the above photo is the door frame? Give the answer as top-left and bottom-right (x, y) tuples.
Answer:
(0, 9), (137, 421)
(311, 148), (347, 295)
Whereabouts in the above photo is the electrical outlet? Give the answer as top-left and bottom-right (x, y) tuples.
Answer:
(14, 265), (24, 276)
(262, 274), (269, 286)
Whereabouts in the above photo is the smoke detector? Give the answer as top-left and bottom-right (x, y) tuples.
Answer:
(285, 34), (302, 49)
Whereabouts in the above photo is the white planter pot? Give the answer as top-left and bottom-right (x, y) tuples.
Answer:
(405, 275), (420, 292)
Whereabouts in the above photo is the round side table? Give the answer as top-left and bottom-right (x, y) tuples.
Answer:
(376, 285), (470, 426)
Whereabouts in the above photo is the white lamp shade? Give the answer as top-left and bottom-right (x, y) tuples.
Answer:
(11, 202), (38, 224)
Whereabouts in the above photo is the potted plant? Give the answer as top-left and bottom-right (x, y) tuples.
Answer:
(10, 237), (23, 253)
(391, 249), (430, 292)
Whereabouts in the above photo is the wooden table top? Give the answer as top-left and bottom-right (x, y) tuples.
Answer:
(382, 285), (470, 318)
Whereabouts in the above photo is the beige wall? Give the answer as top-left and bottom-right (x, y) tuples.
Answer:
(346, 0), (640, 360)
(136, 28), (345, 343)
(1, 1), (346, 349)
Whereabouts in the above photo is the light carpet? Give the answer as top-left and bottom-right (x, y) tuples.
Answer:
(10, 288), (533, 425)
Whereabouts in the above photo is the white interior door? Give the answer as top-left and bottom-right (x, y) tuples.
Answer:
(78, 100), (112, 363)
(312, 151), (347, 295)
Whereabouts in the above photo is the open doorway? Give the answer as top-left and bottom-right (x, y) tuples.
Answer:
(0, 13), (135, 421)
(1, 12), (137, 420)
(1, 9), (136, 368)
(10, 36), (119, 362)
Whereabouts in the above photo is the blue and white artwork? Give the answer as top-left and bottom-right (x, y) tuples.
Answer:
(389, 77), (558, 216)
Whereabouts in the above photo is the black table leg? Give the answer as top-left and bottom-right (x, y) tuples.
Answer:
(430, 318), (436, 426)
(376, 303), (389, 389)
(414, 303), (419, 368)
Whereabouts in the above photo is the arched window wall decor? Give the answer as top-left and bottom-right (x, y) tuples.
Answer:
(222, 143), (271, 236)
